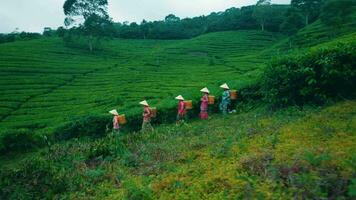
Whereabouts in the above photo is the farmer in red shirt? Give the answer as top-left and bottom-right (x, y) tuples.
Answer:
(176, 95), (186, 124)
(200, 87), (210, 120)
(109, 109), (120, 134)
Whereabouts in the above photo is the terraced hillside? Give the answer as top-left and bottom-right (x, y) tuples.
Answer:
(0, 30), (282, 134)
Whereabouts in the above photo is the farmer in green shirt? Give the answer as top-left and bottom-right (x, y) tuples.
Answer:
(219, 83), (230, 115)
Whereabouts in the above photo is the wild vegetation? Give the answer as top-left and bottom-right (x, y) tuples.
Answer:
(1, 100), (355, 199)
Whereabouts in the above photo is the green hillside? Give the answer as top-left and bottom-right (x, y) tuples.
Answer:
(0, 31), (282, 134)
(0, 13), (355, 199)
(1, 100), (355, 199)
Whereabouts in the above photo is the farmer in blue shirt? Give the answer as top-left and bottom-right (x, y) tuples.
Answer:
(219, 83), (231, 115)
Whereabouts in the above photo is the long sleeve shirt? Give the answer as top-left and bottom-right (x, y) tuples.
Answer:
(113, 116), (120, 129)
(143, 107), (151, 122)
(221, 90), (231, 105)
(178, 101), (186, 116)
(200, 94), (209, 111)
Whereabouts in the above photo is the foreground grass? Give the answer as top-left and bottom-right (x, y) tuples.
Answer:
(1, 100), (355, 199)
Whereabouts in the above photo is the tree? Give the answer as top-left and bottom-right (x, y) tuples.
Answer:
(165, 14), (180, 23)
(280, 8), (304, 48)
(140, 20), (150, 39)
(43, 27), (55, 37)
(253, 0), (272, 31)
(63, 0), (113, 52)
(320, 0), (355, 29)
(291, 0), (325, 26)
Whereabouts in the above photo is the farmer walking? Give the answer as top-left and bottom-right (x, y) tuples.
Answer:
(109, 109), (120, 134)
(140, 100), (154, 133)
(200, 87), (209, 120)
(219, 83), (230, 115)
(176, 95), (186, 124)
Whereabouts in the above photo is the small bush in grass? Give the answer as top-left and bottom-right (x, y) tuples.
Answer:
(239, 152), (273, 177)
(348, 179), (356, 198)
(124, 180), (153, 200)
(0, 157), (72, 199)
(54, 115), (110, 141)
(0, 129), (41, 154)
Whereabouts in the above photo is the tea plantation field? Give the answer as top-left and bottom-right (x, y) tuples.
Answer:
(0, 30), (282, 134)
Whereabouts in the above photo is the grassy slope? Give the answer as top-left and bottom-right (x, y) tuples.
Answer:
(103, 101), (356, 199)
(0, 30), (282, 134)
(2, 100), (354, 199)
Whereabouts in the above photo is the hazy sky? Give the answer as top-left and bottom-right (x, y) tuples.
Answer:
(0, 0), (290, 33)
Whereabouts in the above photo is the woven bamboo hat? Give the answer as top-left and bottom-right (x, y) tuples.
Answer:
(200, 87), (210, 93)
(220, 83), (230, 89)
(175, 95), (185, 100)
(109, 109), (119, 116)
(139, 100), (149, 106)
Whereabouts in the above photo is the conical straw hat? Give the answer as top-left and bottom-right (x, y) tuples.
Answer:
(200, 87), (210, 93)
(139, 100), (149, 106)
(175, 95), (184, 100)
(109, 109), (119, 116)
(220, 83), (230, 89)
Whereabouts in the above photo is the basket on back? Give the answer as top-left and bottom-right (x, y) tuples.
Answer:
(208, 95), (215, 105)
(150, 107), (157, 118)
(184, 100), (193, 110)
(230, 90), (237, 100)
(118, 114), (127, 125)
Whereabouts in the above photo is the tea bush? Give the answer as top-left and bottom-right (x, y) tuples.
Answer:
(53, 115), (111, 141)
(0, 129), (42, 153)
(0, 157), (72, 199)
(261, 43), (356, 107)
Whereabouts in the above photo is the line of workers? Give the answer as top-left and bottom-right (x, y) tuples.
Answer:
(109, 83), (236, 133)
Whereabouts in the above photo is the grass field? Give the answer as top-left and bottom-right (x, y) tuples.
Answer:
(0, 12), (355, 199)
(0, 30), (283, 134)
(2, 100), (355, 199)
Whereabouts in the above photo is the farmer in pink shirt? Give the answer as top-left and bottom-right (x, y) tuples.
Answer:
(109, 109), (120, 134)
(176, 95), (186, 124)
(200, 87), (210, 120)
(140, 100), (154, 133)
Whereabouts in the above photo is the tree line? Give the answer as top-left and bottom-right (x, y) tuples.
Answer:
(0, 0), (354, 51)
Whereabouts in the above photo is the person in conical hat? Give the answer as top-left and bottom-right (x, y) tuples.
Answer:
(199, 87), (210, 120)
(109, 109), (120, 134)
(219, 83), (231, 115)
(175, 95), (186, 124)
(140, 100), (153, 133)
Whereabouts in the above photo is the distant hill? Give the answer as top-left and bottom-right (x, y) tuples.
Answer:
(0, 30), (282, 136)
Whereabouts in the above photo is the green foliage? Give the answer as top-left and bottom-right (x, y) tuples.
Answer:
(280, 8), (305, 36)
(291, 0), (326, 25)
(253, 0), (272, 31)
(1, 101), (356, 199)
(261, 42), (356, 107)
(124, 180), (153, 200)
(0, 157), (72, 199)
(63, 0), (113, 51)
(320, 0), (355, 28)
(115, 5), (288, 39)
(54, 115), (110, 141)
(348, 179), (356, 197)
(0, 32), (42, 44)
(0, 129), (42, 154)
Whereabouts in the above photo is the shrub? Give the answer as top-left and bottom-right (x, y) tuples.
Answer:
(54, 115), (111, 141)
(0, 129), (41, 154)
(124, 180), (153, 200)
(0, 157), (71, 199)
(261, 43), (356, 107)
